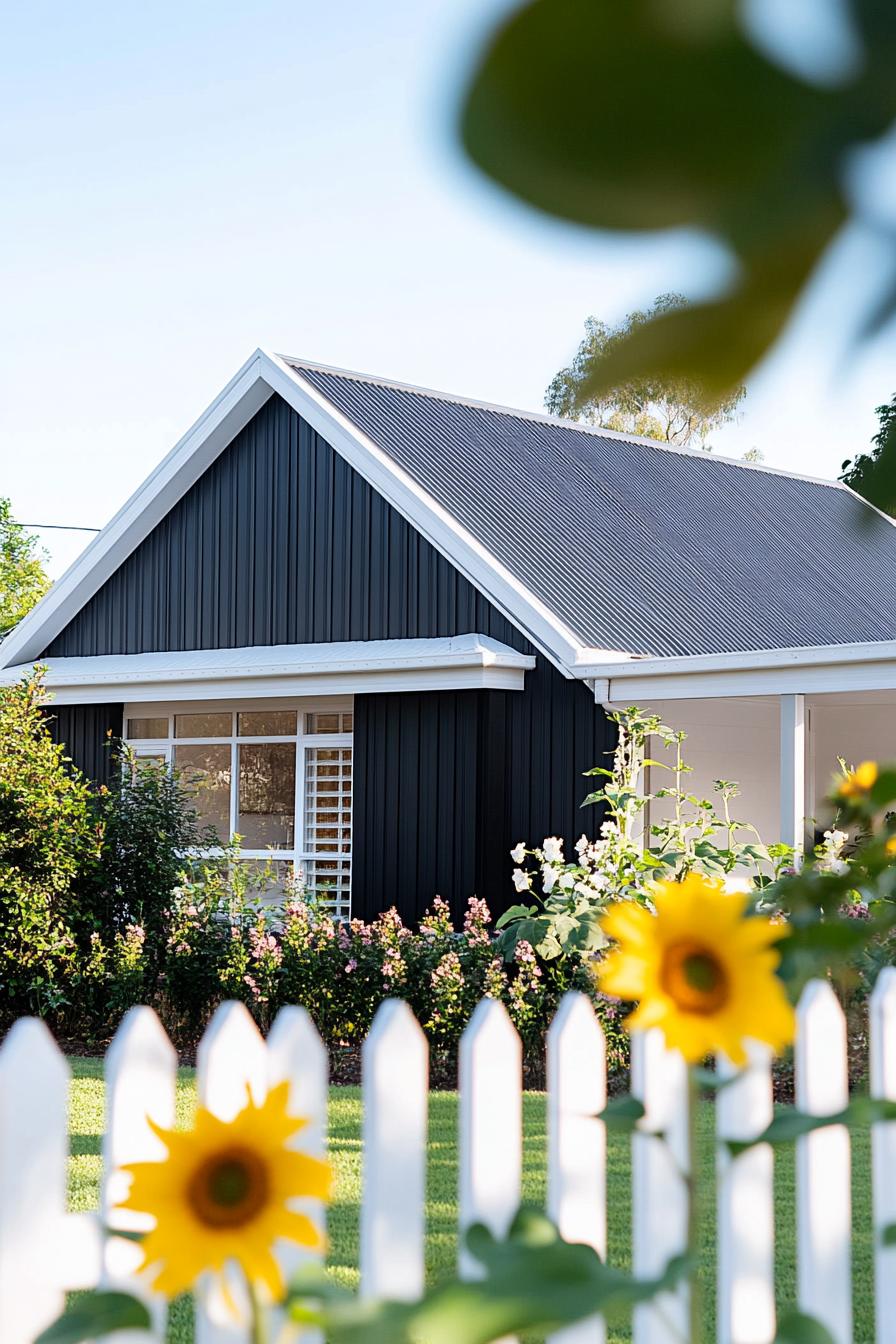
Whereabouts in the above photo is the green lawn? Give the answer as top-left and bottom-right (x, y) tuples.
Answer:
(68, 1060), (874, 1343)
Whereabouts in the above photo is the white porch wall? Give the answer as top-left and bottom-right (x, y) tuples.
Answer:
(638, 698), (780, 845)
(811, 697), (896, 805)
(624, 693), (896, 849)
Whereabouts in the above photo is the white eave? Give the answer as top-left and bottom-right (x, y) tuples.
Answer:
(576, 639), (896, 702)
(0, 634), (536, 705)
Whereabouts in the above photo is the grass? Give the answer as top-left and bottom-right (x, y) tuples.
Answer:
(68, 1060), (874, 1343)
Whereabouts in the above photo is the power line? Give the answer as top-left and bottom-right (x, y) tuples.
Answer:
(21, 523), (101, 533)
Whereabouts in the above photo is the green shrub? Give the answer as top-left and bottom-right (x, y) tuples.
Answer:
(0, 671), (98, 1018)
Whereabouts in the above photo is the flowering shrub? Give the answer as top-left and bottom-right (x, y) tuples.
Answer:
(157, 864), (630, 1070)
(498, 706), (795, 962)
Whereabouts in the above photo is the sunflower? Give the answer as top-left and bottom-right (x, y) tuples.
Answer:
(596, 873), (794, 1066)
(117, 1081), (332, 1301)
(838, 760), (878, 800)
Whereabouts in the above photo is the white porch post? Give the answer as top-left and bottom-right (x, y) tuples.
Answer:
(780, 693), (809, 861)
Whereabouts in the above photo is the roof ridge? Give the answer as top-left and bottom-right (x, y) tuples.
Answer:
(279, 353), (848, 492)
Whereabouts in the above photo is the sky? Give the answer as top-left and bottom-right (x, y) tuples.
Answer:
(2, 0), (895, 578)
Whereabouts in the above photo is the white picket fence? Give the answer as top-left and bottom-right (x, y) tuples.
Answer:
(1, 973), (895, 1344)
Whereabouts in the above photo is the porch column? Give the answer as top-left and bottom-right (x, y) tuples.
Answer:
(780, 693), (810, 861)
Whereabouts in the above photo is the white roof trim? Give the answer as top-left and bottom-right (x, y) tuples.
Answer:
(1, 634), (536, 705)
(0, 349), (633, 676)
(577, 638), (896, 702)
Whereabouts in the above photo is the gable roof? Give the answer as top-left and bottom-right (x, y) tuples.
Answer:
(284, 358), (896, 660)
(3, 348), (896, 676)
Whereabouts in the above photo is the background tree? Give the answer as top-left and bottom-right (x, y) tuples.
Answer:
(459, 0), (896, 506)
(546, 295), (745, 449)
(0, 498), (50, 637)
(840, 394), (896, 516)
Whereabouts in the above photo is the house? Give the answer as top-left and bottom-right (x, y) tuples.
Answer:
(4, 350), (896, 921)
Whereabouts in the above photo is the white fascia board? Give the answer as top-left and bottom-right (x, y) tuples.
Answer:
(577, 639), (896, 701)
(30, 664), (530, 706)
(3, 635), (536, 703)
(259, 351), (595, 674)
(0, 353), (274, 668)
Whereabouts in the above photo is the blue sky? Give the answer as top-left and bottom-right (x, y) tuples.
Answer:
(2, 0), (895, 577)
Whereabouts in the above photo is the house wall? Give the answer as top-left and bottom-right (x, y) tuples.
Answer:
(46, 394), (614, 920)
(45, 702), (123, 786)
(639, 698), (780, 848)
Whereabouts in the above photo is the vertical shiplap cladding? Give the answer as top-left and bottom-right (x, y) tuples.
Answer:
(45, 394), (614, 915)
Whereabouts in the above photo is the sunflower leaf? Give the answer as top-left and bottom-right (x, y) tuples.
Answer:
(34, 1291), (151, 1344)
(726, 1097), (896, 1157)
(595, 1095), (646, 1131)
(773, 1308), (838, 1343)
(288, 1209), (690, 1344)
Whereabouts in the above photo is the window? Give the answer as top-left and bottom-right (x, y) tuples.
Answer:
(123, 703), (353, 918)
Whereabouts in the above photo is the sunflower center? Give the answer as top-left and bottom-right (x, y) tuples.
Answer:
(662, 941), (729, 1014)
(187, 1146), (270, 1229)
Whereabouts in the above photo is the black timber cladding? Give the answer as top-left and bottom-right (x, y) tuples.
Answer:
(45, 395), (614, 921)
(46, 702), (123, 787)
(289, 361), (896, 658)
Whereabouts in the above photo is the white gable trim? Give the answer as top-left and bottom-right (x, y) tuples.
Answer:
(0, 349), (634, 676)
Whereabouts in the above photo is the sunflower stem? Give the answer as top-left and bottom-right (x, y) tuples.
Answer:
(248, 1280), (268, 1344)
(687, 1066), (703, 1344)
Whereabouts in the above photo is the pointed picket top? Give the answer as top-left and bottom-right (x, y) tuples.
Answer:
(870, 969), (896, 1344)
(195, 1002), (269, 1344)
(0, 1018), (71, 1344)
(361, 999), (429, 1301)
(795, 979), (851, 1344)
(267, 1006), (330, 1313)
(102, 1007), (177, 1342)
(197, 999), (268, 1116)
(459, 998), (522, 1284)
(547, 993), (607, 1344)
(716, 1043), (775, 1344)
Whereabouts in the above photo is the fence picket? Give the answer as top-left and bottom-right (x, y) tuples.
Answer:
(546, 992), (607, 1344)
(195, 1001), (269, 1344)
(871, 967), (896, 1344)
(360, 999), (429, 1300)
(0, 1019), (77, 1344)
(716, 1043), (775, 1344)
(631, 1028), (689, 1344)
(796, 980), (852, 1344)
(459, 999), (522, 1282)
(267, 1006), (329, 1289)
(102, 1006), (177, 1344)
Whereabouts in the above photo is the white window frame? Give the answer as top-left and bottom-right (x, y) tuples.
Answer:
(123, 696), (353, 918)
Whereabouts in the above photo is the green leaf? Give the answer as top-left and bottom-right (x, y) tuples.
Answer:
(495, 904), (537, 929)
(597, 1095), (645, 1132)
(774, 1309), (838, 1344)
(882, 1223), (896, 1247)
(726, 1097), (896, 1157)
(288, 1208), (689, 1344)
(34, 1292), (151, 1344)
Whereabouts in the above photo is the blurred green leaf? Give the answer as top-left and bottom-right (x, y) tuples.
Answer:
(35, 1292), (151, 1344)
(774, 1309), (838, 1344)
(597, 1094), (646, 1132)
(726, 1096), (896, 1156)
(288, 1208), (689, 1344)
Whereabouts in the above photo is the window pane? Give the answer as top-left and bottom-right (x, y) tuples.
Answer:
(127, 716), (168, 739)
(174, 744), (231, 838)
(175, 712), (232, 738)
(237, 743), (296, 848)
(238, 710), (297, 737)
(134, 753), (167, 771)
(305, 711), (352, 734)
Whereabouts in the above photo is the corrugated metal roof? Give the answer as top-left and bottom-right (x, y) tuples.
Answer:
(284, 358), (896, 658)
